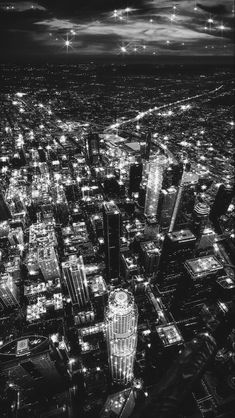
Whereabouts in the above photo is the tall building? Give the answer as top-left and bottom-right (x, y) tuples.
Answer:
(162, 161), (183, 189)
(144, 155), (169, 218)
(129, 162), (143, 196)
(86, 132), (100, 164)
(0, 192), (11, 222)
(192, 201), (210, 246)
(145, 132), (151, 159)
(169, 171), (199, 232)
(210, 183), (234, 221)
(157, 186), (177, 232)
(105, 289), (138, 385)
(62, 255), (90, 309)
(172, 255), (224, 316)
(103, 202), (121, 281)
(37, 245), (61, 281)
(0, 273), (19, 309)
(100, 387), (135, 418)
(158, 230), (196, 290)
(140, 241), (161, 276)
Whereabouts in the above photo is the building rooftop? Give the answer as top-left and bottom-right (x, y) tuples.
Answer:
(185, 255), (223, 278)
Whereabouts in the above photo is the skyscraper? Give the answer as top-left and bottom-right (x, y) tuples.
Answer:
(157, 186), (177, 232)
(62, 255), (90, 309)
(144, 155), (169, 218)
(86, 132), (100, 165)
(0, 273), (19, 309)
(105, 289), (138, 385)
(169, 171), (199, 232)
(210, 184), (234, 221)
(158, 229), (196, 290)
(192, 201), (210, 245)
(129, 162), (143, 196)
(103, 202), (121, 281)
(37, 245), (61, 281)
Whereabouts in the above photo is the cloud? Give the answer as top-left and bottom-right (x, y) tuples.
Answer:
(196, 2), (230, 15)
(0, 0), (234, 58)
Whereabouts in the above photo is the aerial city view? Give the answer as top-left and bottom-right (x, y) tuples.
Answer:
(0, 1), (234, 418)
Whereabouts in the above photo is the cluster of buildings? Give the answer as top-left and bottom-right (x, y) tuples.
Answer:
(0, 65), (234, 418)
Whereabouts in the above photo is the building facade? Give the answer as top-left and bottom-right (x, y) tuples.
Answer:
(105, 289), (138, 385)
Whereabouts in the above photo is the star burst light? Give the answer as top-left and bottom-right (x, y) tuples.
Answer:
(63, 34), (72, 52)
(117, 40), (138, 55)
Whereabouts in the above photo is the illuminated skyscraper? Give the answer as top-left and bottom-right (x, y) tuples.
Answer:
(37, 245), (61, 281)
(105, 289), (138, 385)
(0, 273), (19, 309)
(157, 186), (177, 232)
(103, 202), (121, 281)
(62, 255), (90, 308)
(192, 201), (210, 244)
(144, 155), (168, 218)
(169, 171), (199, 232)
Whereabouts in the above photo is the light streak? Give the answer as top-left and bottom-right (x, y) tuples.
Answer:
(105, 85), (224, 134)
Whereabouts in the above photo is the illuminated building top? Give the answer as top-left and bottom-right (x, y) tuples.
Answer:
(185, 255), (224, 279)
(156, 324), (183, 347)
(168, 229), (196, 243)
(0, 335), (48, 361)
(108, 289), (134, 314)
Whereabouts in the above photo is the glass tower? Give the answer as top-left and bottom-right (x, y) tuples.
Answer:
(62, 255), (89, 309)
(103, 202), (121, 280)
(144, 155), (168, 218)
(105, 289), (138, 385)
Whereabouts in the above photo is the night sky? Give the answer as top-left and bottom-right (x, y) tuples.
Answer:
(0, 0), (234, 61)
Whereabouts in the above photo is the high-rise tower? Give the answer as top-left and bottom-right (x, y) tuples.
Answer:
(129, 162), (143, 196)
(169, 171), (198, 232)
(86, 132), (100, 165)
(105, 289), (138, 385)
(210, 184), (234, 221)
(62, 255), (90, 309)
(103, 202), (121, 281)
(144, 155), (168, 218)
(0, 273), (19, 309)
(192, 201), (210, 244)
(157, 186), (177, 232)
(37, 245), (61, 281)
